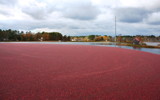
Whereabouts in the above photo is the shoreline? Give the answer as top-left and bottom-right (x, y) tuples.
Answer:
(1, 41), (160, 48)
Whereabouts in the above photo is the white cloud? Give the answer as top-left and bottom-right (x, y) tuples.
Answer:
(145, 12), (160, 25)
(0, 0), (17, 6)
(0, 0), (160, 36)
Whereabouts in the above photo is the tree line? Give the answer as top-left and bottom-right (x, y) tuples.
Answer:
(87, 35), (160, 42)
(0, 29), (70, 41)
(116, 35), (160, 42)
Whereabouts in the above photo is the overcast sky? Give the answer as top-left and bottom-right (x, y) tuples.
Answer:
(0, 0), (160, 36)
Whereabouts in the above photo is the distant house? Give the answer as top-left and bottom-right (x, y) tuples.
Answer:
(39, 37), (43, 41)
(133, 37), (140, 45)
(71, 37), (79, 41)
(71, 37), (82, 42)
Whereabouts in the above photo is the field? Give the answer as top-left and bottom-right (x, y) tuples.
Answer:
(0, 43), (160, 100)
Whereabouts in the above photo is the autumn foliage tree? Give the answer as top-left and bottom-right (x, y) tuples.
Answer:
(0, 29), (65, 41)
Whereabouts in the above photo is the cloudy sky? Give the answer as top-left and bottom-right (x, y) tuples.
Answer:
(0, 0), (160, 36)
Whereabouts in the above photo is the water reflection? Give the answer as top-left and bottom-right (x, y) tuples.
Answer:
(132, 46), (141, 50)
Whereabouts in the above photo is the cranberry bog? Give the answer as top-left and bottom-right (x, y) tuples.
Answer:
(0, 43), (160, 100)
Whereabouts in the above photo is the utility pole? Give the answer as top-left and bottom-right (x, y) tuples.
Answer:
(115, 16), (117, 42)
